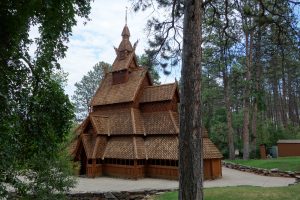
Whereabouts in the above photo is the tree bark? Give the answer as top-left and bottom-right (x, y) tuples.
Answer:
(243, 31), (251, 160)
(280, 60), (288, 127)
(179, 0), (203, 199)
(223, 68), (235, 160)
(251, 26), (262, 155)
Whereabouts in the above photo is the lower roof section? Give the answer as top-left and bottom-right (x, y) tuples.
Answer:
(73, 134), (222, 161)
(77, 109), (180, 136)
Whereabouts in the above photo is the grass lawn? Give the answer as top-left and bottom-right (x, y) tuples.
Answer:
(227, 156), (300, 172)
(154, 184), (300, 200)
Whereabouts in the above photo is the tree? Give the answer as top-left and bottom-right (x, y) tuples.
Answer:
(0, 0), (92, 198)
(132, 0), (300, 198)
(137, 53), (160, 85)
(202, 0), (240, 160)
(179, 1), (203, 199)
(72, 61), (111, 121)
(132, 0), (204, 199)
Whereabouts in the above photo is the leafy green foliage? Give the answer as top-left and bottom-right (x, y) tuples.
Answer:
(72, 61), (111, 122)
(0, 0), (92, 198)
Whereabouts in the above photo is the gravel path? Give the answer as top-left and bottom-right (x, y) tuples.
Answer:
(70, 167), (296, 193)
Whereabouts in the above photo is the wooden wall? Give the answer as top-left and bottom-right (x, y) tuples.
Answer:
(87, 164), (102, 178)
(103, 164), (145, 179)
(140, 101), (178, 113)
(278, 143), (300, 157)
(83, 158), (222, 180)
(203, 159), (222, 180)
(146, 165), (178, 180)
(112, 70), (128, 85)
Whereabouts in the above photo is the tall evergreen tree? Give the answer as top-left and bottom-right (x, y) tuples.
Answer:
(72, 61), (111, 121)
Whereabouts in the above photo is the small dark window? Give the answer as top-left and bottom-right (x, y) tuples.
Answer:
(96, 159), (103, 164)
(129, 160), (134, 165)
(171, 160), (176, 166)
(167, 160), (170, 166)
(88, 159), (92, 164)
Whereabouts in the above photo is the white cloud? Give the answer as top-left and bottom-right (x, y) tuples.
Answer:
(41, 0), (180, 96)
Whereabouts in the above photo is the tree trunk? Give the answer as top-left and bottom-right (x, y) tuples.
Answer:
(251, 26), (262, 156)
(280, 60), (288, 127)
(179, 0), (203, 199)
(223, 68), (235, 160)
(243, 31), (251, 160)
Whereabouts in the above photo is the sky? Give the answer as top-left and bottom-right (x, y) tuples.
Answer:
(53, 0), (180, 97)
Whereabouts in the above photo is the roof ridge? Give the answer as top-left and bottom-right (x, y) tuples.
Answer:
(90, 114), (109, 117)
(92, 137), (100, 159)
(131, 69), (148, 102)
(133, 137), (138, 159)
(90, 72), (109, 105)
(131, 108), (137, 134)
(81, 134), (91, 158)
(169, 111), (179, 134)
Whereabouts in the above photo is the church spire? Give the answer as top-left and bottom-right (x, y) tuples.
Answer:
(121, 25), (130, 39)
(125, 6), (128, 25)
(111, 17), (139, 72)
(121, 7), (130, 38)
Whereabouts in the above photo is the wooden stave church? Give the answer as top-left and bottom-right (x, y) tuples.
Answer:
(70, 24), (223, 180)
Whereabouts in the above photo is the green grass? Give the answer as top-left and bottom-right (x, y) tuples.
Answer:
(155, 184), (300, 200)
(227, 156), (300, 172)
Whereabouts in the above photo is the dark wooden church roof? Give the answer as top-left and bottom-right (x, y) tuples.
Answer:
(91, 68), (147, 106)
(140, 83), (178, 103)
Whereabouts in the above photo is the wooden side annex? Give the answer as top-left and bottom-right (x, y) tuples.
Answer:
(70, 24), (223, 180)
(277, 140), (300, 157)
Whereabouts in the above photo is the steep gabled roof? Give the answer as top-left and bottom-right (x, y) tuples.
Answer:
(81, 134), (97, 159)
(90, 68), (147, 106)
(142, 111), (179, 134)
(90, 115), (110, 134)
(131, 108), (145, 135)
(203, 138), (223, 159)
(140, 83), (178, 103)
(92, 136), (107, 158)
(202, 129), (223, 159)
(145, 136), (178, 160)
(102, 136), (146, 159)
(112, 52), (138, 72)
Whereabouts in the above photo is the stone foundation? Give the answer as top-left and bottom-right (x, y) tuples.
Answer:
(66, 189), (177, 200)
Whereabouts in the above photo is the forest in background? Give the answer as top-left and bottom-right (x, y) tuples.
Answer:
(130, 0), (300, 160)
(200, 0), (300, 159)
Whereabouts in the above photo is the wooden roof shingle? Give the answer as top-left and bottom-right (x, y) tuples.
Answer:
(203, 138), (223, 159)
(145, 136), (178, 160)
(91, 68), (147, 106)
(81, 134), (97, 159)
(103, 137), (146, 159)
(143, 111), (179, 135)
(140, 83), (177, 103)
